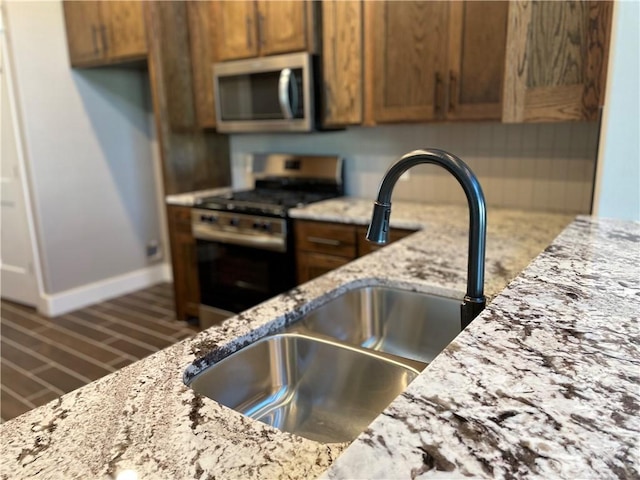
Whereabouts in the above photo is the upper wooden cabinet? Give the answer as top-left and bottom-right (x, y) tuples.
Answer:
(62, 1), (103, 65)
(447, 1), (509, 121)
(324, 0), (611, 126)
(63, 1), (147, 67)
(366, 1), (450, 123)
(321, 0), (363, 127)
(214, 1), (259, 60)
(503, 1), (613, 122)
(257, 0), (309, 56)
(186, 1), (218, 129)
(364, 1), (507, 124)
(215, 0), (316, 61)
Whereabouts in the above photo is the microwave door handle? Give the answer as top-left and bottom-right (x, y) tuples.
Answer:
(278, 68), (295, 119)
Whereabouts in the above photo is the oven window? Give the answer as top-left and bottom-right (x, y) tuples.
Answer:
(196, 240), (296, 314)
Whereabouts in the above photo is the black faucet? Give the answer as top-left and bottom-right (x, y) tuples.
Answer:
(366, 148), (487, 329)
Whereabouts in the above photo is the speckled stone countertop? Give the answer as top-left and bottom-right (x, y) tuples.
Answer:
(2, 198), (637, 479)
(165, 187), (232, 207)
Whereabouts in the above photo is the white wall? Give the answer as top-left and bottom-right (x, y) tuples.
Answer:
(5, 1), (165, 299)
(231, 122), (600, 214)
(593, 0), (640, 221)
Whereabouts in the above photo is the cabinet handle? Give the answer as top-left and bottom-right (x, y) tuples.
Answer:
(434, 72), (443, 114)
(91, 26), (99, 54)
(449, 71), (458, 113)
(307, 236), (341, 246)
(100, 25), (108, 55)
(246, 16), (253, 48)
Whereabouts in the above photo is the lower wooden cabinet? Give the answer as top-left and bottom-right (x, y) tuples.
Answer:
(167, 205), (200, 321)
(295, 220), (416, 284)
(295, 220), (357, 284)
(296, 251), (353, 285)
(356, 226), (415, 256)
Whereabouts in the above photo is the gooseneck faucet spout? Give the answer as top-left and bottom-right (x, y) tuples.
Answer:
(366, 149), (487, 329)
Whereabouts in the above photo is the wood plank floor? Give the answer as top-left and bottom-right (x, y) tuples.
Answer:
(1, 283), (199, 422)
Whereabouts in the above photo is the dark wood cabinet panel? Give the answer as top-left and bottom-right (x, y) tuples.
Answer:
(295, 220), (357, 258)
(295, 220), (357, 284)
(356, 226), (416, 256)
(295, 220), (418, 284)
(186, 1), (217, 129)
(167, 206), (199, 321)
(503, 0), (613, 122)
(296, 252), (352, 285)
(144, 1), (231, 195)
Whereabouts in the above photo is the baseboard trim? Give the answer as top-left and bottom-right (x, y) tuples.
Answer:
(38, 263), (172, 317)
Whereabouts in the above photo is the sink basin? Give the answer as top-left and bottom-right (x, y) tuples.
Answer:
(294, 286), (461, 364)
(187, 333), (419, 443)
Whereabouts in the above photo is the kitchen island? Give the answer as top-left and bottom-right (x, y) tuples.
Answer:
(1, 199), (638, 479)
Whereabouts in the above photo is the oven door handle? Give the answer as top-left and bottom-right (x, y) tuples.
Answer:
(193, 224), (286, 253)
(278, 68), (296, 120)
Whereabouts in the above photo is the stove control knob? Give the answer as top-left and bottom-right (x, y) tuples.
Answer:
(229, 217), (240, 227)
(262, 223), (272, 232)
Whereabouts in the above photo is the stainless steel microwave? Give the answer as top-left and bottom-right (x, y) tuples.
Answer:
(213, 52), (315, 133)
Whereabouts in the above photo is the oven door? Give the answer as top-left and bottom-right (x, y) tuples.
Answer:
(196, 239), (296, 328)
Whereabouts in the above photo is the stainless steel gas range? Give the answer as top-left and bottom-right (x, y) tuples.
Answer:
(192, 154), (343, 328)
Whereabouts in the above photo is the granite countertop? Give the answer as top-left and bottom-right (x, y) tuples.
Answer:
(165, 187), (232, 207)
(2, 198), (638, 479)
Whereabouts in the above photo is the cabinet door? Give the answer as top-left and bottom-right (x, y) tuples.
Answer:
(215, 1), (259, 60)
(503, 0), (613, 122)
(447, 1), (508, 120)
(167, 206), (200, 321)
(187, 1), (217, 129)
(322, 0), (363, 126)
(100, 1), (147, 61)
(296, 252), (352, 284)
(62, 1), (103, 66)
(367, 1), (449, 123)
(256, 0), (308, 56)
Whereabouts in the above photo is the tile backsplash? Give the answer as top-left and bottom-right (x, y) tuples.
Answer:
(229, 121), (600, 214)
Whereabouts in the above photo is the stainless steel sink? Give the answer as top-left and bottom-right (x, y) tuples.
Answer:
(187, 333), (420, 443)
(292, 286), (461, 364)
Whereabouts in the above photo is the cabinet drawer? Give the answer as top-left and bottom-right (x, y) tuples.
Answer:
(295, 220), (357, 257)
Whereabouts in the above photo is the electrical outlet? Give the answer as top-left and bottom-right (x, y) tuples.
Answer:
(146, 241), (162, 261)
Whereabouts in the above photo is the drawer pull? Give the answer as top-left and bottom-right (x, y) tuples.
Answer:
(307, 236), (341, 246)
